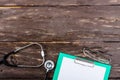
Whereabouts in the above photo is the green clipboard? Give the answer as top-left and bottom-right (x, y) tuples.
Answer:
(53, 52), (111, 80)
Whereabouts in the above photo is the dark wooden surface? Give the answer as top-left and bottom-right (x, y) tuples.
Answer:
(1, 0), (120, 5)
(0, 0), (120, 80)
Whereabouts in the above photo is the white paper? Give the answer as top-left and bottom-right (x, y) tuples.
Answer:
(58, 57), (106, 80)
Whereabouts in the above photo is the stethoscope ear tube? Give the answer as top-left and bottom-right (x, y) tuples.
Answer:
(4, 43), (45, 68)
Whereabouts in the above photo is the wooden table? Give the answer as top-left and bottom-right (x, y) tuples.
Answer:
(0, 0), (120, 80)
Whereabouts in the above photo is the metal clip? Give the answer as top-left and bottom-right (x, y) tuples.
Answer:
(82, 48), (111, 64)
(74, 57), (94, 67)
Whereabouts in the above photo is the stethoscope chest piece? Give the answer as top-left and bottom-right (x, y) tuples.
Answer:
(44, 60), (54, 72)
(44, 60), (54, 80)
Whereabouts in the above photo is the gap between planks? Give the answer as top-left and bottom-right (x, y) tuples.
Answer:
(0, 41), (119, 44)
(1, 4), (120, 9)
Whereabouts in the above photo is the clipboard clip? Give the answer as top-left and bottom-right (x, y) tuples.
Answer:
(74, 57), (94, 67)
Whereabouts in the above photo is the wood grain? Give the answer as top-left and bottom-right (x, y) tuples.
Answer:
(0, 2), (120, 80)
(0, 6), (120, 42)
(0, 0), (120, 6)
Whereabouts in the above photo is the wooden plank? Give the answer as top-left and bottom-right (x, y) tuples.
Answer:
(0, 6), (120, 42)
(0, 42), (119, 79)
(1, 0), (120, 6)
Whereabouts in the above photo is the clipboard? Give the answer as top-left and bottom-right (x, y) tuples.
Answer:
(53, 52), (111, 80)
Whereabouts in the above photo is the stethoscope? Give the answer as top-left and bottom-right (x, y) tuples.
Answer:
(0, 42), (55, 80)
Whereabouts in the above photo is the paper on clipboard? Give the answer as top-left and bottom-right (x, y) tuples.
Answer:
(53, 52), (111, 80)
